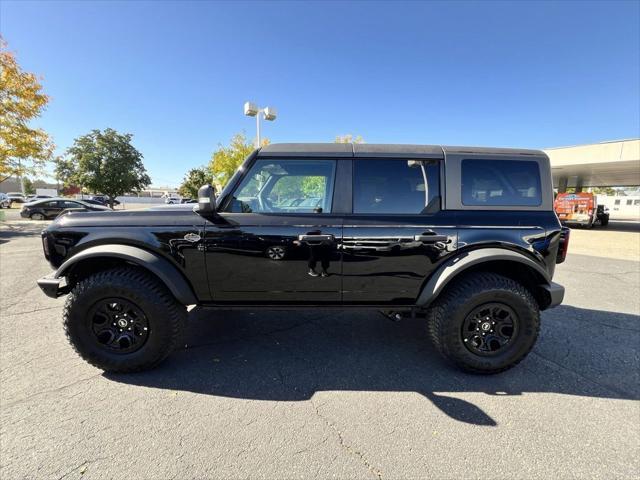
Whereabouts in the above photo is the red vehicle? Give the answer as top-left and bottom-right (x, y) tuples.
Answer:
(554, 192), (609, 227)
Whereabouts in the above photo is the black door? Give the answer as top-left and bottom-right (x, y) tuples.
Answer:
(41, 201), (64, 219)
(204, 158), (343, 304)
(342, 158), (457, 305)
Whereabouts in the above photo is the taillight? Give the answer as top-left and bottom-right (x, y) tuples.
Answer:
(556, 227), (570, 264)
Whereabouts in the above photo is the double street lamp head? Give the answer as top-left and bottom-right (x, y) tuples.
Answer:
(244, 101), (277, 121)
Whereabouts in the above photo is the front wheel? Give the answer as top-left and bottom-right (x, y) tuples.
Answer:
(427, 272), (540, 374)
(63, 267), (186, 372)
(30, 212), (46, 220)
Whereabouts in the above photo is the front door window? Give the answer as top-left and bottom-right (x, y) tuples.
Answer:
(225, 159), (336, 214)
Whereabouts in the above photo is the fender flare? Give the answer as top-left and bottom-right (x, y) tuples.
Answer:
(416, 248), (551, 307)
(55, 244), (198, 305)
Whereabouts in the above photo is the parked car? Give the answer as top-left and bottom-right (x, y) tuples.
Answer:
(38, 143), (566, 374)
(26, 194), (53, 202)
(164, 197), (180, 204)
(6, 192), (27, 205)
(21, 198), (110, 220)
(180, 198), (197, 204)
(86, 195), (120, 206)
(0, 193), (11, 209)
(81, 198), (111, 207)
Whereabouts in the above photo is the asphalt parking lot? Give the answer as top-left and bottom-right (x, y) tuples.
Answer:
(1, 213), (638, 479)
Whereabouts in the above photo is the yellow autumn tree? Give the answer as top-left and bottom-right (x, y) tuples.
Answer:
(0, 38), (54, 183)
(209, 132), (268, 188)
(335, 134), (365, 144)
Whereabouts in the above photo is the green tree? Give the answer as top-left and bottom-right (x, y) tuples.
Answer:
(22, 177), (35, 195)
(0, 38), (55, 183)
(63, 129), (151, 207)
(590, 187), (616, 196)
(334, 134), (365, 144)
(209, 132), (268, 188)
(178, 167), (214, 199)
(53, 155), (75, 185)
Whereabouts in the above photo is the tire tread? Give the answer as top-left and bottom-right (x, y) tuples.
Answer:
(63, 267), (185, 372)
(427, 272), (540, 374)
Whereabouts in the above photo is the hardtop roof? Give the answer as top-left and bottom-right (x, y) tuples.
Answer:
(258, 143), (544, 158)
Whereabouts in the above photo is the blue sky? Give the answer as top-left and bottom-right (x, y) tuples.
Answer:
(2, 0), (639, 186)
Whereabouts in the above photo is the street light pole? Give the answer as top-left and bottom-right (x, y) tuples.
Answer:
(256, 111), (261, 148)
(244, 102), (277, 148)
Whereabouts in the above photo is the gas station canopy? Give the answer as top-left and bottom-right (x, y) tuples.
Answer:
(544, 139), (640, 189)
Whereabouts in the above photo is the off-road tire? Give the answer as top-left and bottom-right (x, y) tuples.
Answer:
(63, 267), (186, 372)
(427, 272), (540, 374)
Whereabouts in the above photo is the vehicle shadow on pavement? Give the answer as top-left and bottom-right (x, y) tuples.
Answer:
(0, 224), (46, 244)
(105, 305), (640, 427)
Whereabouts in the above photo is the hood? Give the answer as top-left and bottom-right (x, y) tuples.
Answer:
(50, 207), (204, 228)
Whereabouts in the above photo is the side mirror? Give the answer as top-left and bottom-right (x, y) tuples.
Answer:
(197, 184), (217, 214)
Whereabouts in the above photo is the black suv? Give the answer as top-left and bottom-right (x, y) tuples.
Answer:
(38, 143), (567, 374)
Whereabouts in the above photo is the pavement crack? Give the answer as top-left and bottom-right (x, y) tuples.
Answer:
(56, 456), (108, 480)
(310, 400), (383, 480)
(2, 305), (61, 316)
(2, 373), (103, 408)
(531, 351), (637, 398)
(589, 321), (640, 333)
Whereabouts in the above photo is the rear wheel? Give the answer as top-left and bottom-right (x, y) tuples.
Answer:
(266, 245), (286, 260)
(63, 267), (186, 372)
(427, 272), (540, 374)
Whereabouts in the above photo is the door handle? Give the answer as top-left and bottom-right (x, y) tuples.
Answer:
(298, 234), (335, 243)
(413, 234), (449, 243)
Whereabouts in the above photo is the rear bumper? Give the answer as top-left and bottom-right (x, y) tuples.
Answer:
(541, 282), (565, 309)
(37, 275), (69, 298)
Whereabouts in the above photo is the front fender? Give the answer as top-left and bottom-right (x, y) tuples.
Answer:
(416, 247), (555, 308)
(49, 244), (198, 305)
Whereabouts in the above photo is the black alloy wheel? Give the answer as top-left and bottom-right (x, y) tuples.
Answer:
(88, 298), (150, 353)
(461, 303), (518, 356)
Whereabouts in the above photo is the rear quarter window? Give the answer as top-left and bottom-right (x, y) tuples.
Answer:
(461, 159), (542, 207)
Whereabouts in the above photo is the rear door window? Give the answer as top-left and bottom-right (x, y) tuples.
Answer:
(461, 159), (542, 206)
(59, 201), (81, 209)
(353, 159), (440, 214)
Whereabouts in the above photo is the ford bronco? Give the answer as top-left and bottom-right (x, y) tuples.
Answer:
(38, 143), (568, 374)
